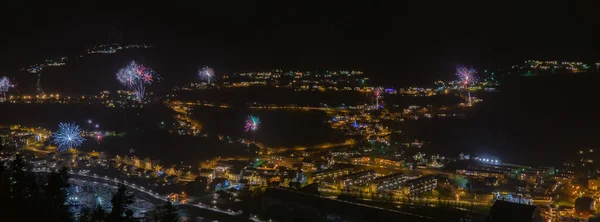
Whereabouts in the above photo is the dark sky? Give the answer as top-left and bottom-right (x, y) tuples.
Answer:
(1, 1), (599, 85)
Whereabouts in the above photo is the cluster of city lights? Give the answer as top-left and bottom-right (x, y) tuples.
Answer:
(476, 157), (500, 163)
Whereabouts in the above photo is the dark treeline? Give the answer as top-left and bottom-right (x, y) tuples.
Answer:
(0, 154), (178, 222)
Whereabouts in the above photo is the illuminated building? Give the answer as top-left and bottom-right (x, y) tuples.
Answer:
(373, 158), (402, 167)
(455, 169), (505, 179)
(368, 173), (414, 192)
(335, 170), (377, 189)
(309, 168), (353, 183)
(350, 157), (370, 165)
(301, 162), (316, 172)
(402, 175), (437, 196)
(588, 179), (600, 190)
(268, 155), (300, 169)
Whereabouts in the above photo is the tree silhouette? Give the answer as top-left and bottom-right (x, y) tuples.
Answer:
(108, 183), (135, 221)
(43, 167), (72, 221)
(0, 155), (75, 221)
(1, 155), (43, 221)
(80, 205), (107, 222)
(155, 201), (179, 222)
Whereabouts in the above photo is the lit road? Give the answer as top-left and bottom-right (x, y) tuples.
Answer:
(31, 168), (261, 221)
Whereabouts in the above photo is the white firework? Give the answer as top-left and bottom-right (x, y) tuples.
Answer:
(198, 66), (215, 83)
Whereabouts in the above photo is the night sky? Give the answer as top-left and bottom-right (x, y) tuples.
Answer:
(1, 1), (599, 85)
(0, 1), (599, 165)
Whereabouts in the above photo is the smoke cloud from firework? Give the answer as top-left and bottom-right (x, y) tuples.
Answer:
(244, 115), (260, 132)
(198, 66), (215, 83)
(52, 122), (85, 152)
(116, 61), (159, 102)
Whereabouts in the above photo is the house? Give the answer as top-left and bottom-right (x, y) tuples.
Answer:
(142, 157), (152, 169)
(162, 167), (176, 176)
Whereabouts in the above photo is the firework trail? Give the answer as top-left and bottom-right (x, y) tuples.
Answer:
(52, 122), (85, 152)
(37, 72), (43, 95)
(244, 115), (260, 132)
(116, 61), (159, 102)
(134, 83), (146, 103)
(455, 65), (478, 106)
(0, 76), (14, 100)
(198, 66), (215, 83)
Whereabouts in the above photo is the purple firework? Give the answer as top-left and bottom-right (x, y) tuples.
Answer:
(244, 115), (260, 132)
(456, 65), (478, 106)
(456, 65), (478, 88)
(116, 61), (159, 102)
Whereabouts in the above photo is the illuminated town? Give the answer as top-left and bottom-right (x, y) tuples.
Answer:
(2, 3), (599, 222)
(3, 55), (600, 221)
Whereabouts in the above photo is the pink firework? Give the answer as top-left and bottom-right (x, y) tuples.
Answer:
(95, 131), (103, 143)
(456, 65), (478, 106)
(456, 65), (478, 88)
(116, 61), (159, 102)
(117, 61), (158, 86)
(373, 87), (383, 109)
(244, 115), (260, 132)
(373, 87), (382, 97)
(136, 65), (154, 82)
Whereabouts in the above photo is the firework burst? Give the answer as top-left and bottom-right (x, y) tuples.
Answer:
(94, 131), (103, 143)
(198, 66), (215, 83)
(373, 87), (382, 97)
(0, 76), (14, 100)
(52, 122), (85, 152)
(244, 115), (260, 132)
(456, 65), (478, 106)
(116, 61), (159, 102)
(373, 87), (383, 109)
(456, 65), (478, 88)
